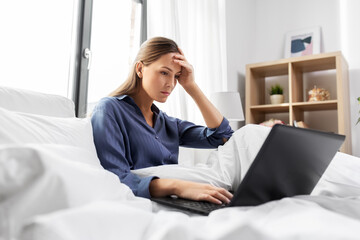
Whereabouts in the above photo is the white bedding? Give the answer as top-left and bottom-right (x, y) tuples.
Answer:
(1, 86), (360, 240)
(19, 195), (360, 240)
(1, 145), (360, 240)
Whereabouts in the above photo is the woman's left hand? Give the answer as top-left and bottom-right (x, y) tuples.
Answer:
(173, 48), (195, 90)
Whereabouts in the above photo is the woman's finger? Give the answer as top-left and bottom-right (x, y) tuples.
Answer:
(218, 188), (233, 200)
(174, 59), (193, 73)
(174, 53), (186, 60)
(174, 54), (188, 65)
(200, 194), (222, 205)
(208, 189), (231, 204)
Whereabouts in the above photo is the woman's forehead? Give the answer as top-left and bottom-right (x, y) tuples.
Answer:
(151, 53), (181, 72)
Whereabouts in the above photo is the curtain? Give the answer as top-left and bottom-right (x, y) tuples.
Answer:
(147, 0), (227, 125)
(87, 1), (141, 113)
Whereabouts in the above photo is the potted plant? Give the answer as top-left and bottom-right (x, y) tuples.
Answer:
(269, 84), (284, 104)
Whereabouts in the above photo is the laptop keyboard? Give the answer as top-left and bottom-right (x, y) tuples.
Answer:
(152, 197), (228, 215)
(175, 199), (227, 212)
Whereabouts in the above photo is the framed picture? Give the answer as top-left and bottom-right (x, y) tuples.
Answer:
(284, 27), (321, 58)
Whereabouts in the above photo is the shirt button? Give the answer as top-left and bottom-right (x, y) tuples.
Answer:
(155, 135), (159, 139)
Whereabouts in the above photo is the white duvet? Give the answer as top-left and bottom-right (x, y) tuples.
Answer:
(1, 130), (360, 240)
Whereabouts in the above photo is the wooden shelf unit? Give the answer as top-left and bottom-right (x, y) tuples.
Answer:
(245, 52), (352, 154)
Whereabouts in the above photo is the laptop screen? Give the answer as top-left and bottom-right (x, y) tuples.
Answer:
(229, 124), (345, 207)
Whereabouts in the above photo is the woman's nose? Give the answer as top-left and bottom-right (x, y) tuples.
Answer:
(167, 77), (176, 88)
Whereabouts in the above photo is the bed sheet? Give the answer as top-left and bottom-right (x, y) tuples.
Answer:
(19, 195), (360, 240)
(9, 150), (360, 240)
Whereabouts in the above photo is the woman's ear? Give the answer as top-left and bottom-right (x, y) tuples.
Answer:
(136, 61), (143, 78)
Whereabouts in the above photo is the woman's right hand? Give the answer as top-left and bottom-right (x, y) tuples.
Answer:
(150, 178), (233, 205)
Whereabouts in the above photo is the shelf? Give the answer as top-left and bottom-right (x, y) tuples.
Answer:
(248, 62), (288, 77)
(290, 52), (341, 72)
(292, 100), (338, 111)
(250, 100), (338, 112)
(291, 56), (336, 72)
(250, 103), (289, 113)
(245, 51), (351, 154)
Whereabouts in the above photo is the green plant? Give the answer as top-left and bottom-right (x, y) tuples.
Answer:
(269, 84), (283, 95)
(357, 97), (360, 125)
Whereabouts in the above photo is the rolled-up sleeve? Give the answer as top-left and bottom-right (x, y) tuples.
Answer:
(178, 117), (233, 148)
(91, 108), (157, 199)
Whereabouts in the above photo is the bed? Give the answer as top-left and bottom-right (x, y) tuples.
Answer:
(1, 86), (360, 240)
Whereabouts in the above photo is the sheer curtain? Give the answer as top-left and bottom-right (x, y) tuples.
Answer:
(87, 1), (141, 113)
(147, 0), (228, 124)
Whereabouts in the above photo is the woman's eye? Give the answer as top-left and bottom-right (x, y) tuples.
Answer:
(160, 71), (168, 76)
(175, 75), (180, 79)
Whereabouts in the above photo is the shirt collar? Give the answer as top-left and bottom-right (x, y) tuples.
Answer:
(116, 95), (160, 115)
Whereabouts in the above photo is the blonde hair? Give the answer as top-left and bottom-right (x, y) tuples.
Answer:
(109, 37), (180, 97)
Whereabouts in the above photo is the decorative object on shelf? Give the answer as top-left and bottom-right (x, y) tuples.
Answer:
(308, 85), (330, 102)
(269, 84), (284, 104)
(259, 118), (284, 127)
(210, 91), (244, 122)
(357, 97), (360, 125)
(293, 120), (309, 128)
(284, 26), (321, 58)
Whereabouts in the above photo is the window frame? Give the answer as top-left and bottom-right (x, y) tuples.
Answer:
(72, 0), (146, 117)
(69, 0), (93, 118)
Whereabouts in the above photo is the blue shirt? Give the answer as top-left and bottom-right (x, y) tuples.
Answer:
(91, 96), (233, 198)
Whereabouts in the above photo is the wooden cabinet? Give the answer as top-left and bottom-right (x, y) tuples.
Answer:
(245, 52), (352, 154)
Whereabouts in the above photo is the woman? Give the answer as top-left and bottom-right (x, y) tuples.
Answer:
(91, 37), (234, 204)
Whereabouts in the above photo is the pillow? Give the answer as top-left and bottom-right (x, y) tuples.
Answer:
(0, 107), (98, 164)
(0, 145), (140, 240)
(0, 86), (75, 117)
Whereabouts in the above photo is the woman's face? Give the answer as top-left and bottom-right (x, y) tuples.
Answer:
(140, 53), (181, 103)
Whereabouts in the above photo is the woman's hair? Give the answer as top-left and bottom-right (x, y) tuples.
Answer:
(109, 37), (180, 97)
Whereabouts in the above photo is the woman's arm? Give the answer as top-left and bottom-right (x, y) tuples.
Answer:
(174, 49), (223, 129)
(91, 99), (156, 198)
(149, 178), (233, 204)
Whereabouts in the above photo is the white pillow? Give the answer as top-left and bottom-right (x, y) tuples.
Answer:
(0, 86), (75, 117)
(0, 107), (98, 163)
(0, 145), (139, 240)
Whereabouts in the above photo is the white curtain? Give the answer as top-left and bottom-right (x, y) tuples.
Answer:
(147, 0), (228, 125)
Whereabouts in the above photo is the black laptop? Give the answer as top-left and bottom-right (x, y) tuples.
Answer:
(151, 124), (345, 215)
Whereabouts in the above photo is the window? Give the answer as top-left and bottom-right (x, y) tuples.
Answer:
(0, 0), (75, 97)
(86, 0), (141, 113)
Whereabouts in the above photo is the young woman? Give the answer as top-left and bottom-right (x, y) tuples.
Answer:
(91, 37), (234, 204)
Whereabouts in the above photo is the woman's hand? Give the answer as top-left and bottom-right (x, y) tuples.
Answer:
(173, 48), (195, 90)
(150, 178), (233, 205)
(174, 180), (233, 204)
(172, 48), (225, 130)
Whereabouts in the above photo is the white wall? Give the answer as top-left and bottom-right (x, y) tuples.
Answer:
(225, 0), (256, 129)
(340, 0), (360, 157)
(225, 0), (360, 156)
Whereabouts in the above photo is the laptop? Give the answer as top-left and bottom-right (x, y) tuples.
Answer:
(151, 124), (345, 215)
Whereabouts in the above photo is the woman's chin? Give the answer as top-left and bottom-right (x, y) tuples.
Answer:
(156, 97), (168, 103)
(155, 94), (170, 103)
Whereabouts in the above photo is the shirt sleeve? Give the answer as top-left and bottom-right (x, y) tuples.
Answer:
(178, 117), (233, 148)
(91, 106), (157, 199)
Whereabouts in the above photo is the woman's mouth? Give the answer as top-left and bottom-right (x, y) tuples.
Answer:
(161, 91), (170, 96)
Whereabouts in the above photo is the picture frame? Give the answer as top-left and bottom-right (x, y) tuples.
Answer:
(284, 27), (321, 58)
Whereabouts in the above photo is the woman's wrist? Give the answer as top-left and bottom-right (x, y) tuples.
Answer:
(182, 81), (199, 96)
(149, 178), (177, 197)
